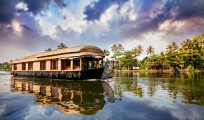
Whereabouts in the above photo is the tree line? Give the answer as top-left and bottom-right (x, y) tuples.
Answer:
(104, 33), (204, 71)
(0, 62), (11, 71)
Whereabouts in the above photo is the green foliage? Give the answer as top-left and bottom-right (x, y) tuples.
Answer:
(103, 49), (110, 56)
(111, 44), (124, 53)
(0, 62), (11, 71)
(110, 33), (204, 70)
(45, 48), (52, 51)
(57, 43), (67, 49)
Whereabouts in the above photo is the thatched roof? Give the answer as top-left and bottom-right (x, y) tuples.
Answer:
(11, 45), (104, 64)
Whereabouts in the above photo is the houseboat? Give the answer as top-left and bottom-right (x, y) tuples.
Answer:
(11, 45), (111, 79)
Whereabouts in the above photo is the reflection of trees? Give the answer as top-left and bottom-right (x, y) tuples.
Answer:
(163, 75), (204, 105)
(147, 78), (156, 96)
(148, 86), (155, 96)
(113, 72), (204, 106)
(135, 87), (143, 97)
(113, 83), (123, 100)
(113, 77), (145, 98)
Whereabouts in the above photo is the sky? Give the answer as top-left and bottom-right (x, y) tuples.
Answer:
(0, 0), (204, 62)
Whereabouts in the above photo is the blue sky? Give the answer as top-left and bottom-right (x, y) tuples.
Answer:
(0, 0), (204, 62)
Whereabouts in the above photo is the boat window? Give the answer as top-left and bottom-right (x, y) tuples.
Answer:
(22, 63), (26, 70)
(14, 64), (17, 71)
(83, 61), (88, 70)
(40, 61), (46, 70)
(62, 59), (70, 70)
(88, 61), (95, 69)
(51, 60), (58, 70)
(73, 59), (80, 70)
(28, 62), (33, 71)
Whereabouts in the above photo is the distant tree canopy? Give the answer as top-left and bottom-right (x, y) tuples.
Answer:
(45, 48), (52, 51)
(110, 33), (204, 71)
(45, 43), (68, 51)
(57, 43), (67, 49)
(0, 62), (11, 71)
(103, 49), (110, 56)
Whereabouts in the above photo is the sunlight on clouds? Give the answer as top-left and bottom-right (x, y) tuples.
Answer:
(11, 20), (22, 36)
(61, 9), (86, 33)
(159, 20), (185, 32)
(122, 32), (168, 60)
(120, 0), (137, 21)
(16, 2), (28, 11)
(100, 5), (118, 25)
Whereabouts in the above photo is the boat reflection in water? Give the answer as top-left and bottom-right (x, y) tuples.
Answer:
(11, 77), (114, 115)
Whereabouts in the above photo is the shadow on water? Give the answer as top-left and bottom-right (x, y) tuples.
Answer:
(11, 77), (114, 115)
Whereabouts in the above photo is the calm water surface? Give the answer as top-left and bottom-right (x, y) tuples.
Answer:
(1, 71), (204, 120)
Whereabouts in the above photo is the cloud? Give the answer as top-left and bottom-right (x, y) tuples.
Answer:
(16, 2), (28, 11)
(0, 0), (70, 62)
(0, 12), (58, 62)
(23, 0), (51, 15)
(83, 0), (128, 21)
(54, 0), (67, 8)
(172, 0), (204, 20)
(0, 0), (17, 24)
(51, 25), (80, 44)
(84, 0), (204, 39)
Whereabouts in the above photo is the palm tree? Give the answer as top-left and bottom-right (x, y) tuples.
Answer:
(181, 39), (191, 50)
(57, 43), (67, 49)
(166, 42), (179, 52)
(137, 45), (143, 54)
(111, 44), (118, 53)
(166, 44), (173, 52)
(45, 48), (52, 51)
(103, 49), (110, 56)
(171, 42), (179, 52)
(160, 51), (165, 56)
(146, 45), (154, 55)
(118, 44), (124, 52)
(132, 47), (139, 56)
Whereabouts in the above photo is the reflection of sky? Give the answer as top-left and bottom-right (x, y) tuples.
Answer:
(1, 74), (204, 120)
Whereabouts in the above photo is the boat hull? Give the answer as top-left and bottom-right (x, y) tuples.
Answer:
(12, 68), (104, 80)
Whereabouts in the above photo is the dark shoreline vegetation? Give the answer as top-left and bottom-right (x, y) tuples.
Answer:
(104, 33), (204, 72)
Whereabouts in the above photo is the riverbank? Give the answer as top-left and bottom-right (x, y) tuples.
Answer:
(114, 69), (203, 73)
(0, 71), (11, 75)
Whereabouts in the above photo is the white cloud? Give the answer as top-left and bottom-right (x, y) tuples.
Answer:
(121, 32), (169, 60)
(11, 19), (22, 36)
(120, 0), (137, 21)
(16, 2), (28, 11)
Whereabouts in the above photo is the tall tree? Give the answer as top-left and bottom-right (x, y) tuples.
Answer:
(146, 45), (154, 55)
(118, 44), (124, 53)
(103, 49), (110, 56)
(180, 39), (191, 50)
(57, 43), (67, 49)
(111, 44), (118, 53)
(166, 42), (179, 52)
(137, 45), (143, 54)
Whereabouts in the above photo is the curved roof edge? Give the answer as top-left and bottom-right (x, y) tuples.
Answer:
(11, 45), (104, 64)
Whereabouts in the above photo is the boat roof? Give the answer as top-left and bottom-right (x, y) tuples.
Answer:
(11, 45), (104, 64)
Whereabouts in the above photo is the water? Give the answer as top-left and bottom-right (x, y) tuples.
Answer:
(1, 71), (204, 120)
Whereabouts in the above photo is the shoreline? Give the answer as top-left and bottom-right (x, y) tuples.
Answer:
(114, 69), (203, 73)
